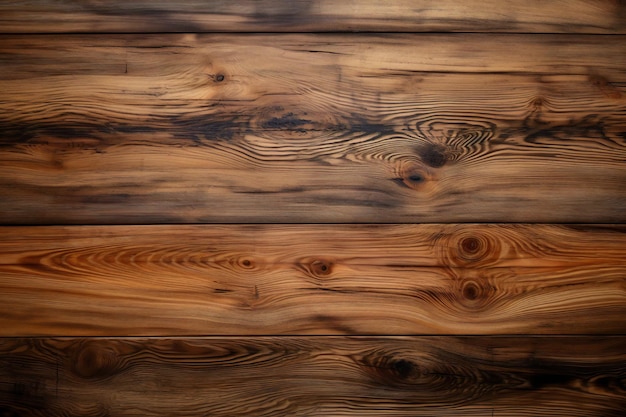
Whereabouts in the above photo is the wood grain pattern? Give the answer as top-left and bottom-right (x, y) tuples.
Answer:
(1, 34), (625, 224)
(0, 336), (624, 416)
(1, 224), (624, 336)
(0, 0), (624, 33)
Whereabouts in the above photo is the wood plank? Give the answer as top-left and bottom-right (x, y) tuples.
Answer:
(0, 336), (624, 416)
(0, 34), (625, 224)
(0, 0), (624, 34)
(0, 224), (624, 336)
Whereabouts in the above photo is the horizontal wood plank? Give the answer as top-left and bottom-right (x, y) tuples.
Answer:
(0, 34), (625, 224)
(1, 224), (624, 336)
(0, 336), (624, 416)
(0, 0), (624, 34)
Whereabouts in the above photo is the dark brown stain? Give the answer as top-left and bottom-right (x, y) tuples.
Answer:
(348, 114), (395, 138)
(261, 112), (312, 131)
(0, 109), (401, 149)
(523, 114), (613, 145)
(418, 143), (448, 168)
(391, 359), (420, 380)
(526, 373), (574, 390)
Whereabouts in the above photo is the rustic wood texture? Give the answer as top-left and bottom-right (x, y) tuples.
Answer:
(1, 224), (624, 336)
(1, 34), (625, 224)
(2, 3), (625, 416)
(1, 336), (624, 416)
(0, 0), (624, 33)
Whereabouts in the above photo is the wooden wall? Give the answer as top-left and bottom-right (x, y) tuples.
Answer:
(0, 1), (625, 415)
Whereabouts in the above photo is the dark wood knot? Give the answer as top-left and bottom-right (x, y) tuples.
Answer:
(239, 258), (255, 269)
(460, 237), (481, 255)
(459, 278), (497, 308)
(311, 259), (332, 276)
(392, 359), (419, 380)
(392, 169), (427, 190)
(408, 173), (424, 183)
(462, 281), (480, 301)
(73, 344), (119, 379)
(454, 233), (497, 264)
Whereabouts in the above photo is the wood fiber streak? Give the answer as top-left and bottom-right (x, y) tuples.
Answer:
(0, 224), (624, 336)
(0, 337), (624, 416)
(0, 35), (625, 224)
(0, 0), (624, 33)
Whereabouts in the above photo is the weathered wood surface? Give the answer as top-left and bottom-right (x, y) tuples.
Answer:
(1, 224), (624, 336)
(0, 0), (624, 33)
(1, 34), (625, 224)
(1, 336), (624, 416)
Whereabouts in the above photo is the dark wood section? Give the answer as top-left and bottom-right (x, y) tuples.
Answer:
(0, 224), (624, 336)
(1, 34), (624, 224)
(1, 337), (624, 416)
(0, 0), (624, 33)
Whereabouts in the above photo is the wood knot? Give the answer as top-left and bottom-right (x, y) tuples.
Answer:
(311, 259), (332, 276)
(297, 257), (335, 278)
(458, 235), (487, 261)
(458, 277), (497, 309)
(239, 257), (255, 269)
(73, 344), (119, 379)
(391, 359), (419, 380)
(359, 352), (422, 386)
(444, 230), (502, 267)
(392, 168), (427, 190)
(407, 173), (424, 183)
(460, 237), (481, 255)
(462, 281), (481, 301)
(215, 73), (225, 82)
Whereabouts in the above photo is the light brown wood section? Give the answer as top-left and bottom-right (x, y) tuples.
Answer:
(1, 224), (624, 336)
(1, 336), (624, 416)
(1, 34), (625, 224)
(0, 0), (624, 33)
